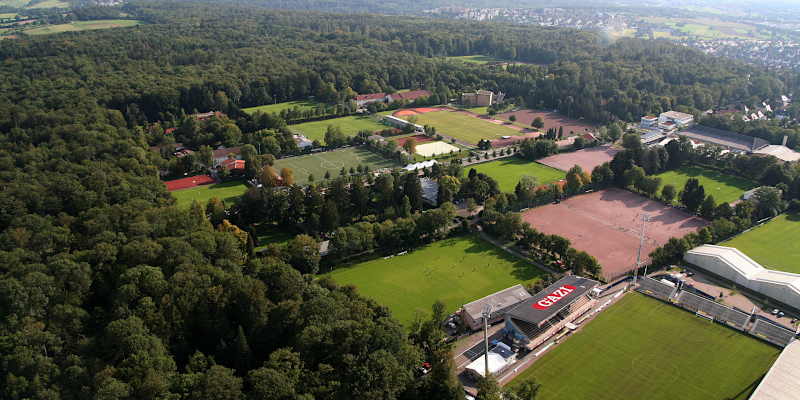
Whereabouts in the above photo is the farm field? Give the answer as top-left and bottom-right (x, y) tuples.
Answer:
(466, 158), (565, 192)
(654, 166), (757, 204)
(403, 110), (520, 145)
(642, 16), (769, 40)
(497, 109), (596, 137)
(721, 213), (800, 273)
(325, 235), (544, 324)
(510, 293), (779, 400)
(290, 115), (386, 143)
(522, 188), (708, 280)
(272, 147), (399, 186)
(242, 100), (320, 115)
(171, 181), (248, 208)
(25, 19), (142, 35)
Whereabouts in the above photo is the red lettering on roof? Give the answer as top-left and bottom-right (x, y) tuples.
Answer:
(532, 285), (576, 310)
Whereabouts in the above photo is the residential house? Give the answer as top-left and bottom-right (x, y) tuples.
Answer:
(212, 146), (242, 166)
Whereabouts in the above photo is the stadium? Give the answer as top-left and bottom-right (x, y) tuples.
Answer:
(504, 276), (599, 350)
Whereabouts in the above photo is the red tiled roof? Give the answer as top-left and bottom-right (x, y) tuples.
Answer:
(391, 90), (432, 101)
(355, 93), (386, 101)
(165, 128), (176, 135)
(212, 147), (242, 159)
(221, 159), (246, 170)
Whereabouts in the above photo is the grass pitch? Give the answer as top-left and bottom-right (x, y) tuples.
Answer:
(326, 235), (544, 325)
(466, 158), (566, 193)
(403, 111), (519, 145)
(273, 147), (399, 186)
(289, 115), (387, 143)
(172, 181), (248, 209)
(242, 100), (320, 115)
(721, 213), (800, 273)
(511, 294), (779, 400)
(25, 19), (142, 35)
(654, 166), (757, 204)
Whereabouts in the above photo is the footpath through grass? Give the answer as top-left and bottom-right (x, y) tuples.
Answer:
(405, 111), (519, 145)
(273, 147), (399, 186)
(325, 235), (544, 325)
(654, 165), (757, 204)
(172, 181), (248, 208)
(290, 115), (386, 143)
(722, 213), (800, 273)
(466, 158), (565, 193)
(242, 100), (320, 115)
(511, 294), (779, 400)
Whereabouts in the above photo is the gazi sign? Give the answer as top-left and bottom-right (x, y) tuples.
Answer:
(532, 285), (576, 310)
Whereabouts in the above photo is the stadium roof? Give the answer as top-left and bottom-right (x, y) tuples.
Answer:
(506, 276), (598, 326)
(750, 340), (800, 400)
(462, 284), (532, 323)
(754, 145), (800, 162)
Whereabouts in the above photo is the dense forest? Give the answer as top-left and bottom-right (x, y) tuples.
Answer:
(2, 1), (800, 399)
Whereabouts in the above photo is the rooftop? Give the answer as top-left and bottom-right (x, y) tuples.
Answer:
(686, 245), (800, 296)
(391, 90), (431, 101)
(661, 110), (694, 120)
(749, 340), (800, 400)
(462, 284), (532, 321)
(506, 276), (598, 326)
(754, 145), (800, 162)
(355, 93), (386, 101)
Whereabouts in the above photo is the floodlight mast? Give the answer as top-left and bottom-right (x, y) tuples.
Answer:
(633, 214), (650, 286)
(482, 303), (493, 378)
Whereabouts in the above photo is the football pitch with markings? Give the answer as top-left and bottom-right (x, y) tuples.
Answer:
(273, 147), (399, 185)
(509, 294), (779, 400)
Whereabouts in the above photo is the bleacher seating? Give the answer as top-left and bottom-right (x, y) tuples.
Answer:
(636, 278), (676, 301)
(675, 291), (749, 329)
(751, 319), (796, 347)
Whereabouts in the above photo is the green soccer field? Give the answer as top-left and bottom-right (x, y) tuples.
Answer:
(242, 100), (320, 115)
(171, 181), (248, 208)
(721, 213), (800, 273)
(325, 235), (544, 325)
(510, 294), (779, 400)
(272, 147), (399, 185)
(466, 158), (566, 192)
(403, 111), (520, 145)
(654, 166), (757, 204)
(289, 115), (387, 143)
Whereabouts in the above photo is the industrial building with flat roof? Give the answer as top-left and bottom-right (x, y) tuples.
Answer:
(684, 245), (800, 311)
(678, 125), (769, 153)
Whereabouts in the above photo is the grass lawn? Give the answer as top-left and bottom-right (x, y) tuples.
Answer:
(511, 294), (779, 400)
(253, 223), (294, 251)
(721, 213), (800, 273)
(654, 166), (757, 204)
(403, 111), (519, 145)
(273, 147), (399, 186)
(446, 55), (507, 64)
(325, 235), (544, 325)
(171, 180), (248, 208)
(25, 19), (142, 35)
(242, 100), (320, 115)
(289, 115), (386, 143)
(466, 158), (565, 192)
(0, 13), (19, 19)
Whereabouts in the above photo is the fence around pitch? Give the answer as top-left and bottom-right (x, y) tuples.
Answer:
(674, 291), (750, 330)
(635, 278), (677, 301)
(750, 319), (797, 348)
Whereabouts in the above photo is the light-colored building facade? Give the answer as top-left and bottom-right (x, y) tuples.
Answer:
(461, 90), (495, 107)
(659, 110), (694, 128)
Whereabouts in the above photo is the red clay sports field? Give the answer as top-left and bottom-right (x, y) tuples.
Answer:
(164, 175), (215, 191)
(522, 188), (708, 280)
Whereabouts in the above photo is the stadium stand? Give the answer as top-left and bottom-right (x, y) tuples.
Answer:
(675, 291), (750, 329)
(504, 276), (599, 350)
(750, 319), (797, 348)
(636, 278), (677, 301)
(678, 125), (769, 153)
